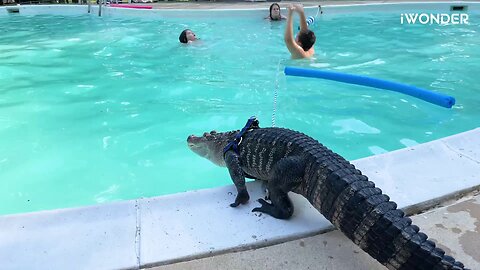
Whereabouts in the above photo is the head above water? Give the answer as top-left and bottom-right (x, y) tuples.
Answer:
(179, 29), (197, 43)
(295, 30), (316, 51)
(269, 3), (282, 20)
(187, 130), (238, 167)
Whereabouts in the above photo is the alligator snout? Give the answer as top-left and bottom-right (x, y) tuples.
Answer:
(187, 135), (199, 148)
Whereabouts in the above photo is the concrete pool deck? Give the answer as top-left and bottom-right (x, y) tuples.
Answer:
(153, 191), (480, 270)
(1, 128), (479, 269)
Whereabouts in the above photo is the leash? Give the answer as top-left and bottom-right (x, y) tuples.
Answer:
(272, 59), (284, 127)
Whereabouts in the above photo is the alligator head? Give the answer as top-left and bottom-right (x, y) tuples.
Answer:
(187, 130), (237, 167)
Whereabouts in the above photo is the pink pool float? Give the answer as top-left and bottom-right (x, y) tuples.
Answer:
(109, 4), (153, 9)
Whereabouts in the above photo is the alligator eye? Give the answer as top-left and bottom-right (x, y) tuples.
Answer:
(210, 130), (217, 134)
(203, 132), (209, 137)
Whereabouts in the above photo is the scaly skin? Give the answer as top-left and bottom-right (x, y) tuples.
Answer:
(187, 124), (468, 270)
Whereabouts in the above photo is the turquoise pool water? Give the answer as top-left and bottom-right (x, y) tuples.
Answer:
(0, 12), (479, 215)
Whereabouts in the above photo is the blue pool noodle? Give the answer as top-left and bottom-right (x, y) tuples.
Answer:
(284, 66), (455, 108)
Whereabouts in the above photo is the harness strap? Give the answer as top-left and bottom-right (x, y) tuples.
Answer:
(223, 116), (259, 157)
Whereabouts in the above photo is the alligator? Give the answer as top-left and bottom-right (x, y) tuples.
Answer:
(186, 117), (468, 270)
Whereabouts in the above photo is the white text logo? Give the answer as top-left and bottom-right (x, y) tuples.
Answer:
(400, 13), (469, 25)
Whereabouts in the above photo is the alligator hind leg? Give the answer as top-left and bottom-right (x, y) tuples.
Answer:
(252, 156), (305, 219)
(252, 187), (294, 219)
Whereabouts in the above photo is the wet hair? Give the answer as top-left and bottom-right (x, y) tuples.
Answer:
(179, 29), (190, 43)
(297, 30), (316, 51)
(269, 3), (281, 21)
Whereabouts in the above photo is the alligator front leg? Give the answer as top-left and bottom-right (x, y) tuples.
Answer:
(224, 150), (250, 207)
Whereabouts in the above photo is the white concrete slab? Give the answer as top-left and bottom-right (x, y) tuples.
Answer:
(442, 129), (480, 162)
(139, 181), (330, 268)
(149, 193), (480, 270)
(0, 200), (138, 270)
(353, 128), (480, 210)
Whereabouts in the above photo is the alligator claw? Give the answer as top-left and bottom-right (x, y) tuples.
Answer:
(257, 198), (271, 206)
(229, 189), (250, 208)
(252, 199), (272, 213)
(230, 202), (240, 207)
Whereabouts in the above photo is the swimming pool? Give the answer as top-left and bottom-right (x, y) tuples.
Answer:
(0, 6), (479, 215)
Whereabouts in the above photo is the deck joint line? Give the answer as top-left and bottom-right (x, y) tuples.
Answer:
(135, 199), (141, 269)
(442, 141), (480, 164)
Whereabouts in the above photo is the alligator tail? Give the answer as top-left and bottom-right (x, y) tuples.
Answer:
(305, 160), (468, 270)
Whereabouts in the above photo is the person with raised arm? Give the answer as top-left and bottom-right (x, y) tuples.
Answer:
(284, 4), (316, 59)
